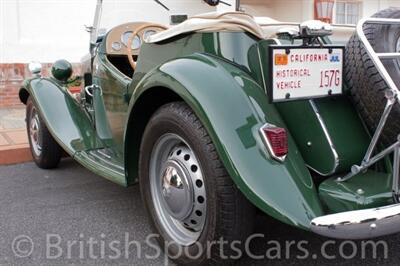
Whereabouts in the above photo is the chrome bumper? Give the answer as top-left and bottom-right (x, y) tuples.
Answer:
(310, 203), (400, 239)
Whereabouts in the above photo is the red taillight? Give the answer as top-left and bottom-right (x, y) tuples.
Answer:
(261, 126), (288, 160)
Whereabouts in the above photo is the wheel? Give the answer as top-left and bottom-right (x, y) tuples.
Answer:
(345, 8), (400, 145)
(139, 102), (255, 264)
(26, 97), (62, 169)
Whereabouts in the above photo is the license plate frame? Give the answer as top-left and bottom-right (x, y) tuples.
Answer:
(268, 45), (345, 102)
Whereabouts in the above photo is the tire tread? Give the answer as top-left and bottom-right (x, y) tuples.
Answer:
(26, 97), (62, 169)
(139, 102), (255, 265)
(345, 8), (400, 145)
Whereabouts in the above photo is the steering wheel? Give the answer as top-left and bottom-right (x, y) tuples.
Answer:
(126, 23), (168, 71)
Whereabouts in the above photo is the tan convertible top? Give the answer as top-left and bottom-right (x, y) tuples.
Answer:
(146, 11), (266, 43)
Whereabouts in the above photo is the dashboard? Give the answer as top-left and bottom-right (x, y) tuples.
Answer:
(105, 22), (166, 56)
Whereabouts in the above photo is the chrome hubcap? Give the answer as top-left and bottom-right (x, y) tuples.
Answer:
(29, 108), (42, 156)
(150, 134), (206, 246)
(161, 161), (193, 220)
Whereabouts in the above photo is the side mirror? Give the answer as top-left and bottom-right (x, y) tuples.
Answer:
(204, 0), (220, 6)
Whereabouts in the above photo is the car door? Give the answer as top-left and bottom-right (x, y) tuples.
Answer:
(91, 52), (131, 159)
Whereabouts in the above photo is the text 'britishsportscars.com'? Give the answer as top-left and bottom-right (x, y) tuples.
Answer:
(9, 233), (389, 264)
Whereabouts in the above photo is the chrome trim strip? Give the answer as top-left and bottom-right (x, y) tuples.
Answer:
(311, 203), (400, 239)
(96, 149), (112, 159)
(88, 149), (125, 172)
(308, 99), (339, 176)
(83, 154), (125, 176)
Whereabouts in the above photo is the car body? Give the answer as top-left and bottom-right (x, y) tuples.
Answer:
(18, 0), (400, 262)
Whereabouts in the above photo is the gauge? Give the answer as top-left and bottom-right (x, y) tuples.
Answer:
(111, 41), (122, 51)
(121, 31), (133, 46)
(143, 30), (157, 41)
(121, 31), (141, 50)
(131, 35), (141, 49)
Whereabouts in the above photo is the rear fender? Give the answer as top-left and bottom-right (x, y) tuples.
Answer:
(126, 53), (324, 229)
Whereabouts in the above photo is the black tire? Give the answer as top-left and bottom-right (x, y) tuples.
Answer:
(26, 97), (62, 169)
(345, 8), (400, 145)
(139, 102), (255, 265)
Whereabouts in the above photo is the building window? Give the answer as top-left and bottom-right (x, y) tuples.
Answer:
(336, 1), (362, 24)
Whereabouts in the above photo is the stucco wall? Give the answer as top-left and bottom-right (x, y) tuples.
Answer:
(1, 0), (95, 63)
(1, 0), (400, 107)
(241, 0), (400, 23)
(0, 0), (214, 64)
(2, 0), (400, 64)
(240, 0), (313, 22)
(0, 0), (215, 107)
(363, 0), (400, 17)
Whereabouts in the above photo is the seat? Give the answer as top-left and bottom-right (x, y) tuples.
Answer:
(146, 11), (266, 43)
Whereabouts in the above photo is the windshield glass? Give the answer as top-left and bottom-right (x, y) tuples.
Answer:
(98, 0), (216, 33)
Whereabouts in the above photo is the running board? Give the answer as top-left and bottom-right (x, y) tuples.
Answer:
(74, 149), (126, 187)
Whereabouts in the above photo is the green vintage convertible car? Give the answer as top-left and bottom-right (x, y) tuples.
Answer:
(19, 0), (400, 263)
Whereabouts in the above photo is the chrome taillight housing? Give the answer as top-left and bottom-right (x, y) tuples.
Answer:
(259, 124), (288, 162)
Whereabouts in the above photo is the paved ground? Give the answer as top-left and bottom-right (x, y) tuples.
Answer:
(0, 159), (398, 265)
(0, 107), (32, 165)
(0, 128), (28, 148)
(0, 107), (27, 148)
(0, 107), (25, 130)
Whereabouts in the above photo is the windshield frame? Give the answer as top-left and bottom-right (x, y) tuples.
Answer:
(90, 0), (104, 46)
(90, 0), (243, 43)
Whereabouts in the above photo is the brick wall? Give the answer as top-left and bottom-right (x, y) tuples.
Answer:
(0, 64), (26, 107)
(0, 63), (81, 107)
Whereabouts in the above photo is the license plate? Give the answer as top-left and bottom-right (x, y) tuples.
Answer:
(269, 46), (344, 102)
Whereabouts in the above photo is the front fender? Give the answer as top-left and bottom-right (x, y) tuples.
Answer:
(127, 53), (324, 229)
(20, 77), (103, 154)
(22, 77), (127, 186)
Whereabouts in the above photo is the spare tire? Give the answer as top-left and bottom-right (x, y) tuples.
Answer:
(345, 8), (400, 145)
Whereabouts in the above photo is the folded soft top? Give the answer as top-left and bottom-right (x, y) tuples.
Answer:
(146, 11), (266, 43)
